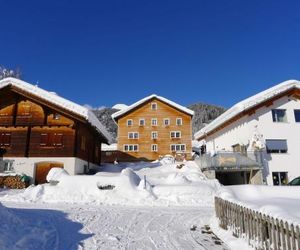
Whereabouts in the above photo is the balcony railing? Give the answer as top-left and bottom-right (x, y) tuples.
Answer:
(195, 150), (263, 171)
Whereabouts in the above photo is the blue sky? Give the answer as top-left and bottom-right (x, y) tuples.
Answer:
(1, 0), (300, 108)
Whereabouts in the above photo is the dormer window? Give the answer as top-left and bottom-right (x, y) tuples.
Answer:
(151, 103), (157, 110)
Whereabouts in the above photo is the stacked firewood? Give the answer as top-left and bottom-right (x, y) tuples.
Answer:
(0, 176), (29, 189)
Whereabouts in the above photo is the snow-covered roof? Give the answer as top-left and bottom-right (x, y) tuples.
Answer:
(101, 143), (118, 151)
(112, 103), (128, 110)
(112, 94), (194, 120)
(195, 79), (300, 140)
(0, 77), (112, 143)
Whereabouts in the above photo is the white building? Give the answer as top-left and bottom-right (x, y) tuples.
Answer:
(195, 79), (300, 185)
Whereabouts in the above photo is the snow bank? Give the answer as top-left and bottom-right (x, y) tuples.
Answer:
(10, 168), (155, 205)
(2, 161), (221, 207)
(46, 167), (69, 182)
(218, 185), (300, 225)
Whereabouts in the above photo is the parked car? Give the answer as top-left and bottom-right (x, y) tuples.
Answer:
(288, 177), (300, 186)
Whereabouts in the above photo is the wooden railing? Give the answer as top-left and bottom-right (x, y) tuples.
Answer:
(215, 197), (300, 250)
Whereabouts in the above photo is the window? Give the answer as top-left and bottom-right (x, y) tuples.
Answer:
(163, 118), (170, 126)
(176, 118), (183, 126)
(272, 172), (288, 185)
(127, 119), (133, 126)
(53, 113), (61, 120)
(22, 103), (31, 116)
(272, 109), (287, 122)
(124, 144), (139, 152)
(128, 132), (139, 139)
(266, 139), (287, 153)
(0, 133), (11, 146)
(151, 118), (158, 126)
(170, 144), (186, 152)
(40, 133), (63, 147)
(170, 131), (181, 138)
(151, 131), (158, 139)
(294, 110), (300, 122)
(151, 144), (158, 152)
(151, 102), (157, 110)
(139, 119), (145, 126)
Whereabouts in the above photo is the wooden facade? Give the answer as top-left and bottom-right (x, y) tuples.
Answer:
(113, 97), (193, 161)
(0, 84), (107, 179)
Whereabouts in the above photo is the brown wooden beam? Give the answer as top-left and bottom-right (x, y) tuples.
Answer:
(12, 96), (19, 126)
(25, 126), (31, 157)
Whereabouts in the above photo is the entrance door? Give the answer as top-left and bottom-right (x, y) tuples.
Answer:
(272, 172), (288, 185)
(35, 162), (63, 185)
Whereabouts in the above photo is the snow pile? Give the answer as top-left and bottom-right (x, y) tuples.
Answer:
(165, 173), (191, 185)
(218, 185), (300, 225)
(46, 167), (69, 182)
(159, 155), (175, 165)
(11, 168), (155, 205)
(2, 161), (220, 207)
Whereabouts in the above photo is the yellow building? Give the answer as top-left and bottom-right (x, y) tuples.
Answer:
(112, 94), (194, 161)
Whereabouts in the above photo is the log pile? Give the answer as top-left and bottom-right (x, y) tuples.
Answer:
(0, 175), (29, 189)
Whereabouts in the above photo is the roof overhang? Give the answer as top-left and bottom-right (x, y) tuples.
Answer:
(0, 77), (112, 144)
(112, 94), (194, 121)
(195, 79), (300, 140)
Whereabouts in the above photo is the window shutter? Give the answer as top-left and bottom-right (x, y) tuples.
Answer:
(40, 133), (48, 146)
(266, 140), (287, 151)
(54, 133), (63, 146)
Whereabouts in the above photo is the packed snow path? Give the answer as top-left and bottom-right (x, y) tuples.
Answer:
(2, 202), (228, 250)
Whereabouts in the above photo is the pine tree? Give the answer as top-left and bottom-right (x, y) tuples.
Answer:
(0, 66), (21, 80)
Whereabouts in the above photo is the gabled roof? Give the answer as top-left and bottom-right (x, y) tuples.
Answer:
(111, 94), (194, 120)
(194, 79), (300, 140)
(0, 77), (112, 143)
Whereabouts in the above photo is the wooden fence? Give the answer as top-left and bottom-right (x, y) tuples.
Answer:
(215, 197), (300, 250)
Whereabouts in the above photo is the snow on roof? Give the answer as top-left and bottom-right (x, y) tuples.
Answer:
(112, 103), (128, 110)
(0, 77), (112, 143)
(101, 143), (118, 151)
(195, 79), (300, 140)
(111, 94), (194, 120)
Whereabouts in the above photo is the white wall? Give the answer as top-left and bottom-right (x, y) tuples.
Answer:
(2, 157), (100, 183)
(203, 95), (300, 185)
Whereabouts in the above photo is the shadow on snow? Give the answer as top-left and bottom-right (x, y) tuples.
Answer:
(0, 203), (93, 250)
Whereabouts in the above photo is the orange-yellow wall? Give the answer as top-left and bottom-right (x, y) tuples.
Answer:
(116, 98), (192, 161)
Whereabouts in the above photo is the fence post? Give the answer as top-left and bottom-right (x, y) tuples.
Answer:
(214, 197), (297, 250)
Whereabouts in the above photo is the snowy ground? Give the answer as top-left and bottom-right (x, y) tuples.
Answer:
(0, 160), (250, 250)
(1, 201), (230, 250)
(218, 185), (300, 226)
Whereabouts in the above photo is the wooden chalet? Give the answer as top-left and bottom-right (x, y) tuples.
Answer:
(0, 77), (111, 184)
(111, 94), (194, 161)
